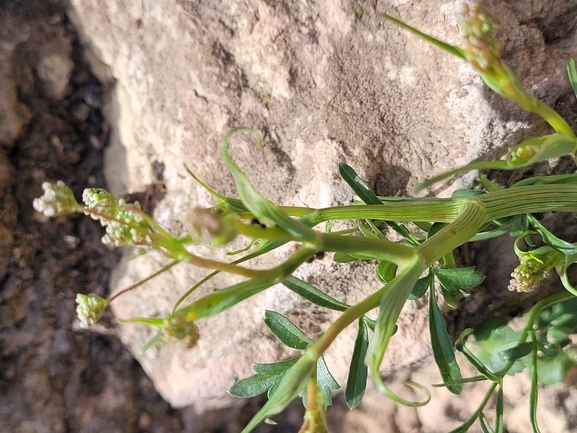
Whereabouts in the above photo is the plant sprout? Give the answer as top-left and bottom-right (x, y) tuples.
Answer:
(33, 2), (577, 432)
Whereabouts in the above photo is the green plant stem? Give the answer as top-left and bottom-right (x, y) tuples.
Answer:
(532, 99), (575, 138)
(480, 185), (577, 218)
(173, 246), (317, 320)
(316, 200), (461, 223)
(109, 259), (180, 301)
(417, 201), (487, 267)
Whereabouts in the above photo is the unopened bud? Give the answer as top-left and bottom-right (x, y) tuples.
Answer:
(162, 315), (200, 349)
(186, 207), (237, 246)
(33, 181), (79, 217)
(76, 293), (110, 327)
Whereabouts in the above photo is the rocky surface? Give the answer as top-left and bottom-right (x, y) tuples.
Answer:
(67, 0), (577, 410)
(3, 0), (577, 432)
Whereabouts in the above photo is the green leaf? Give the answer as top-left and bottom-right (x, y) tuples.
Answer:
(345, 319), (369, 408)
(408, 275), (430, 300)
(495, 384), (504, 433)
(528, 215), (577, 255)
(427, 222), (446, 238)
(429, 287), (463, 394)
(533, 352), (576, 385)
(265, 311), (313, 350)
(230, 358), (299, 398)
(221, 127), (316, 243)
(316, 356), (340, 406)
(382, 14), (465, 59)
(184, 164), (247, 213)
(240, 352), (317, 433)
(433, 267), (485, 294)
(567, 58), (577, 100)
(471, 319), (525, 375)
(365, 257), (430, 406)
(478, 412), (495, 433)
(333, 252), (358, 263)
(339, 163), (418, 244)
(138, 331), (164, 356)
(338, 163), (381, 205)
(282, 275), (349, 312)
(451, 189), (485, 198)
(376, 260), (397, 284)
(498, 342), (534, 362)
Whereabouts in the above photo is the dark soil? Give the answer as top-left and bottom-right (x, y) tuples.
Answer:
(0, 2), (307, 432)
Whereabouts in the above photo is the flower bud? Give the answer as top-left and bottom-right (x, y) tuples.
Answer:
(83, 188), (150, 246)
(508, 247), (562, 292)
(508, 255), (548, 292)
(76, 293), (110, 327)
(162, 315), (200, 349)
(33, 181), (79, 217)
(186, 207), (237, 246)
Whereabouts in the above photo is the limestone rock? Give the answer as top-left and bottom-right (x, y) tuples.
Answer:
(68, 0), (577, 411)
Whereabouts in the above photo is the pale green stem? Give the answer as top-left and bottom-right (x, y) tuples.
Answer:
(480, 185), (577, 219)
(532, 99), (575, 138)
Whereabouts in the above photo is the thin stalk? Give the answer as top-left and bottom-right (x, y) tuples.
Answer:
(532, 99), (575, 138)
(109, 259), (180, 301)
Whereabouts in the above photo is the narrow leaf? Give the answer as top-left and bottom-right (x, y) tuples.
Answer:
(138, 331), (163, 356)
(495, 383), (504, 433)
(265, 310), (313, 350)
(338, 163), (417, 243)
(338, 163), (381, 205)
(528, 215), (577, 255)
(382, 14), (466, 59)
(408, 275), (430, 300)
(498, 342), (534, 362)
(478, 412), (495, 433)
(346, 318), (369, 408)
(529, 340), (541, 433)
(429, 287), (463, 394)
(567, 58), (577, 100)
(221, 127), (316, 243)
(282, 275), (349, 312)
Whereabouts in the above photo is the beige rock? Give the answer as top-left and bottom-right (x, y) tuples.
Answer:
(68, 0), (577, 423)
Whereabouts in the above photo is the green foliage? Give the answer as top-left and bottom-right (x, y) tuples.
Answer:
(33, 2), (577, 432)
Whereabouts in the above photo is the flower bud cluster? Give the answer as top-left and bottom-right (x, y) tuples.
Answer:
(82, 188), (150, 246)
(162, 315), (200, 349)
(458, 2), (500, 72)
(76, 293), (110, 327)
(508, 255), (549, 292)
(33, 181), (80, 217)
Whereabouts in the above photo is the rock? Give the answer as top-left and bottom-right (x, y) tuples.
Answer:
(68, 0), (577, 416)
(0, 39), (31, 148)
(37, 52), (74, 99)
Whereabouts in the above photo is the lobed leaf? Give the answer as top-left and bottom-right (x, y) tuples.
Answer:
(433, 267), (485, 295)
(230, 358), (299, 398)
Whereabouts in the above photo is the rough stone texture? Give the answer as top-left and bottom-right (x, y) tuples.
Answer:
(67, 0), (577, 426)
